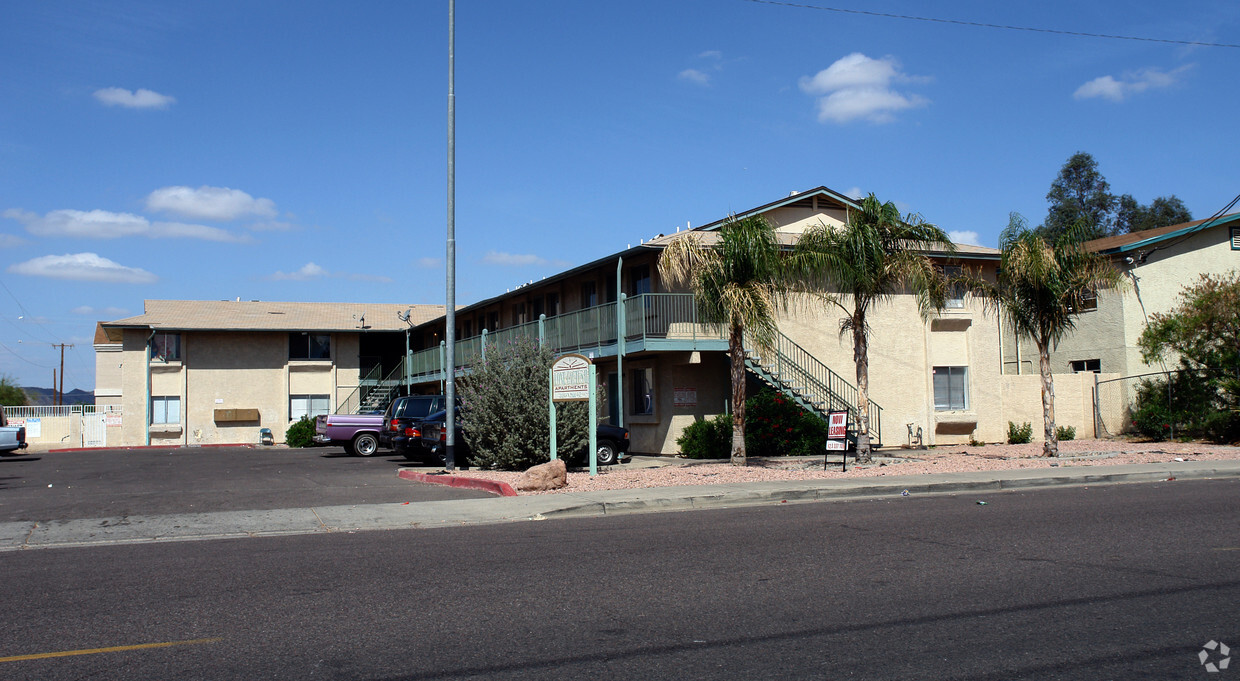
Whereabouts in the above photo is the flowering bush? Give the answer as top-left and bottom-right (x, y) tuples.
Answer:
(743, 389), (831, 458)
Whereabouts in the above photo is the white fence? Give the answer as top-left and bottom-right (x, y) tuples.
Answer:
(3, 405), (123, 449)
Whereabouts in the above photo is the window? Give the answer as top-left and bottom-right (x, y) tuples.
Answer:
(605, 277), (617, 303)
(289, 333), (330, 360)
(151, 332), (181, 361)
(1079, 289), (1098, 311)
(1070, 359), (1101, 373)
(942, 266), (964, 308)
(290, 394), (330, 421)
(151, 396), (181, 425)
(531, 297), (544, 319)
(933, 366), (968, 411)
(546, 292), (560, 317)
(631, 367), (654, 416)
(1231, 226), (1239, 250)
(629, 264), (651, 296)
(487, 311), (500, 331)
(512, 303), (526, 326)
(581, 282), (597, 308)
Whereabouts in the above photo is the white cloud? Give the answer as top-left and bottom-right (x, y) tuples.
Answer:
(268, 262), (390, 283)
(246, 220), (297, 232)
(949, 230), (982, 247)
(843, 187), (865, 200)
(699, 50), (723, 60)
(4, 208), (247, 242)
(482, 250), (549, 266)
(415, 257), (442, 269)
(799, 53), (929, 124)
(9, 253), (157, 284)
(0, 232), (27, 247)
(270, 263), (328, 281)
(1074, 65), (1192, 102)
(678, 69), (711, 86)
(146, 185), (277, 221)
(93, 87), (176, 110)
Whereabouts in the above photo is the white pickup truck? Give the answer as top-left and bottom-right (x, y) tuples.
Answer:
(0, 410), (28, 455)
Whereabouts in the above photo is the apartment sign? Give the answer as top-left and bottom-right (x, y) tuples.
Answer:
(551, 354), (591, 402)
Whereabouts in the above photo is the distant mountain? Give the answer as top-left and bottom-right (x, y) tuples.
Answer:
(20, 387), (94, 406)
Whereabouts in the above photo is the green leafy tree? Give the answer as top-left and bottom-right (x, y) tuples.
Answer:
(0, 375), (28, 406)
(1135, 271), (1240, 442)
(659, 215), (791, 466)
(1115, 194), (1193, 234)
(1041, 152), (1117, 241)
(459, 336), (590, 470)
(968, 214), (1126, 456)
(788, 193), (955, 463)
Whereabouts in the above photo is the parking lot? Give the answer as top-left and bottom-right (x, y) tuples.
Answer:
(0, 446), (493, 523)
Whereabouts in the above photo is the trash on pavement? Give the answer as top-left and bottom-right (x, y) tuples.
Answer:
(900, 489), (909, 496)
(976, 501), (987, 505)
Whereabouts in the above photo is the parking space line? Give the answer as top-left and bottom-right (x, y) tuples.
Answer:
(0, 637), (222, 663)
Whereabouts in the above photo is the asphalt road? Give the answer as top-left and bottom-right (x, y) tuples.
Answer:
(2, 478), (1236, 680)
(0, 446), (492, 522)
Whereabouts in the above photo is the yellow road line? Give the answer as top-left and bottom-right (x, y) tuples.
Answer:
(0, 637), (222, 663)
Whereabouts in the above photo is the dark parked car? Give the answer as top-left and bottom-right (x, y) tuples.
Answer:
(398, 408), (630, 466)
(378, 394), (445, 451)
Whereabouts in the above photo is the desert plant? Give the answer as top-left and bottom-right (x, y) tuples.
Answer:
(1056, 425), (1076, 441)
(1007, 421), (1033, 445)
(676, 414), (732, 459)
(459, 336), (590, 471)
(285, 416), (316, 448)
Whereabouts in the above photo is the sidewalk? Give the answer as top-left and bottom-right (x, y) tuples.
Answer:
(2, 459), (1237, 552)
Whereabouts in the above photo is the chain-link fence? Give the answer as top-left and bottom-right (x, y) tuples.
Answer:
(1096, 368), (1239, 439)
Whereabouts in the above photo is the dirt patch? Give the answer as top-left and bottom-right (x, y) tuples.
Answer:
(443, 439), (1240, 496)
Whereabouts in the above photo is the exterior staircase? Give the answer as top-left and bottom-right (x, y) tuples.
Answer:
(335, 359), (407, 415)
(744, 330), (882, 446)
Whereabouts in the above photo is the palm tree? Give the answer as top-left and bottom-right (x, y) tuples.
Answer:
(788, 194), (956, 463)
(658, 215), (789, 466)
(966, 213), (1125, 456)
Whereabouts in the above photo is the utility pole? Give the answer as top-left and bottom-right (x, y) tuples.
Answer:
(51, 344), (73, 406)
(444, 0), (457, 471)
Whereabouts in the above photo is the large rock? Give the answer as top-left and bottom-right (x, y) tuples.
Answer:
(517, 458), (568, 491)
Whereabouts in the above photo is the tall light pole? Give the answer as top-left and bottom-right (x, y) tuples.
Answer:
(444, 0), (458, 470)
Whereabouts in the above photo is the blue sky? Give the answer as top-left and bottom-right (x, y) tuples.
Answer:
(2, 0), (1237, 391)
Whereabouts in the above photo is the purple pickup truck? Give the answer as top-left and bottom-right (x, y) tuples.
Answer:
(314, 394), (444, 456)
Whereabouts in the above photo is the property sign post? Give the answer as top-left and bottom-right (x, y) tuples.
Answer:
(549, 353), (597, 477)
(825, 410), (850, 471)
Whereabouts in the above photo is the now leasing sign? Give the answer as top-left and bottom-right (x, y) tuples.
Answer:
(551, 354), (591, 402)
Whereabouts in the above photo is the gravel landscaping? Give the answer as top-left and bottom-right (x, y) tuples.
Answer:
(447, 439), (1240, 495)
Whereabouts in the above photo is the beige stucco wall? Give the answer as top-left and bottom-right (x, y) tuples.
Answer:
(999, 372), (1102, 441)
(1007, 225), (1240, 378)
(776, 291), (1008, 446)
(114, 329), (364, 446)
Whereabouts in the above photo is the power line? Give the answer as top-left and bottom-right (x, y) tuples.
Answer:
(740, 0), (1240, 49)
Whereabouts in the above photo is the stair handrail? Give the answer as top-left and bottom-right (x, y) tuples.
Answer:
(744, 330), (883, 445)
(335, 363), (385, 414)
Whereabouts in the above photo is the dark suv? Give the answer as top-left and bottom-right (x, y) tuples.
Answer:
(399, 408), (631, 467)
(378, 394), (445, 452)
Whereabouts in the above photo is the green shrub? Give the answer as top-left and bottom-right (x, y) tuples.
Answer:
(285, 416), (316, 448)
(676, 414), (732, 459)
(1055, 425), (1076, 441)
(1007, 421), (1033, 444)
(459, 336), (590, 471)
(743, 389), (831, 458)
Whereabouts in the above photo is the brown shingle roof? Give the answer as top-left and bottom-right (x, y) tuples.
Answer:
(1085, 213), (1240, 253)
(103, 300), (444, 332)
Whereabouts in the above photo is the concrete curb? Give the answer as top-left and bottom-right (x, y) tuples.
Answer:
(397, 469), (518, 497)
(48, 444), (263, 453)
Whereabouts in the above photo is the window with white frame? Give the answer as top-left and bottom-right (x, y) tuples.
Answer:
(290, 394), (330, 421)
(151, 332), (181, 361)
(630, 367), (654, 416)
(151, 396), (181, 424)
(1231, 226), (1239, 250)
(933, 366), (968, 411)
